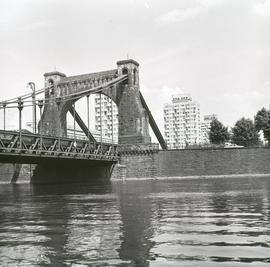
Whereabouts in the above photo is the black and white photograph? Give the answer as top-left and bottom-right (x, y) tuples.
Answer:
(0, 0), (270, 266)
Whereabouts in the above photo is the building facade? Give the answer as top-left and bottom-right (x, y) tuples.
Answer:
(94, 94), (118, 144)
(164, 94), (201, 149)
(200, 114), (218, 144)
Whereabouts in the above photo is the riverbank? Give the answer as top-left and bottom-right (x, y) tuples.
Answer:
(112, 173), (270, 181)
(1, 147), (270, 183)
(119, 146), (270, 179)
(1, 173), (270, 184)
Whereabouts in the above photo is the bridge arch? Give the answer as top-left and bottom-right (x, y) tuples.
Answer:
(62, 91), (119, 143)
(41, 59), (153, 146)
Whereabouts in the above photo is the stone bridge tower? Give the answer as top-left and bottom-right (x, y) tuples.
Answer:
(116, 60), (151, 144)
(41, 59), (151, 146)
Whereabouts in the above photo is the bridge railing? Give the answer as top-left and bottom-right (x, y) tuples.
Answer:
(0, 130), (118, 161)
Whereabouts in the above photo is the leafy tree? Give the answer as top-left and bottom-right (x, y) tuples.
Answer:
(231, 118), (259, 146)
(209, 118), (230, 145)
(254, 108), (270, 145)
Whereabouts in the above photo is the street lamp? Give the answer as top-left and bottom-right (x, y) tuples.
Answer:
(99, 93), (103, 153)
(56, 97), (62, 151)
(110, 91), (114, 156)
(38, 100), (44, 150)
(2, 102), (6, 130)
(28, 82), (36, 134)
(17, 98), (24, 149)
(86, 94), (90, 152)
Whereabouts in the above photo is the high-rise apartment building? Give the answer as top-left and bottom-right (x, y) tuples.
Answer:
(95, 94), (118, 143)
(201, 114), (218, 144)
(164, 94), (201, 149)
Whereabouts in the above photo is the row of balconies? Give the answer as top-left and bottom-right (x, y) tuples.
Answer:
(164, 116), (200, 120)
(164, 116), (198, 120)
(164, 103), (198, 108)
(164, 111), (199, 116)
(95, 115), (118, 121)
(164, 125), (199, 129)
(164, 121), (195, 124)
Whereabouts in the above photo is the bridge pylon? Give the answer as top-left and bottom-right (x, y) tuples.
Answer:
(40, 59), (154, 147)
(116, 59), (151, 145)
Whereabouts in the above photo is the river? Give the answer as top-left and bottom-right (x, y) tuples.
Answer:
(0, 176), (270, 266)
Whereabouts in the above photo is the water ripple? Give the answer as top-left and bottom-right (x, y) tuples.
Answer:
(0, 177), (270, 266)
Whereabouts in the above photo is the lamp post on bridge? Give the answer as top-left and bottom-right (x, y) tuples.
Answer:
(17, 98), (24, 149)
(28, 82), (36, 134)
(2, 102), (6, 131)
(86, 94), (91, 152)
(38, 100), (44, 150)
(99, 93), (103, 153)
(56, 97), (62, 152)
(73, 101), (76, 144)
(110, 93), (114, 155)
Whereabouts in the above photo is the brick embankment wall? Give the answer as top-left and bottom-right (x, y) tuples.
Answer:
(118, 151), (158, 178)
(1, 147), (270, 182)
(119, 147), (270, 179)
(111, 164), (127, 180)
(157, 147), (270, 177)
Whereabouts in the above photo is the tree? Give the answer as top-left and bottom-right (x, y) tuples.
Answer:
(209, 118), (230, 145)
(254, 108), (270, 145)
(231, 118), (259, 146)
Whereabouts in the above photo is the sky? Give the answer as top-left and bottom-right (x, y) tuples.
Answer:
(1, 0), (270, 137)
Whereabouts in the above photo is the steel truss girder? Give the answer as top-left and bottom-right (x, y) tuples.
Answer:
(0, 130), (118, 163)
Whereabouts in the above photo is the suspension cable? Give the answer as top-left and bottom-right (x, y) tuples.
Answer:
(0, 87), (49, 105)
(0, 74), (127, 109)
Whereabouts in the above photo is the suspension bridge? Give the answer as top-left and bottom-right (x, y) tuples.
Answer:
(0, 59), (167, 183)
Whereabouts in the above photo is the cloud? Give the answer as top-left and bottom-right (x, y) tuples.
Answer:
(20, 20), (54, 32)
(158, 7), (200, 24)
(206, 86), (270, 126)
(161, 85), (185, 103)
(158, 0), (226, 24)
(141, 84), (184, 103)
(144, 1), (150, 9)
(200, 0), (225, 8)
(140, 84), (188, 141)
(252, 0), (270, 17)
(141, 84), (185, 106)
(1, 49), (17, 61)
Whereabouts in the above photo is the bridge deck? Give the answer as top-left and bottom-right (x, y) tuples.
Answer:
(0, 130), (118, 164)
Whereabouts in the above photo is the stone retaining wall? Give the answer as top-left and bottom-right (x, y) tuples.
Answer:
(118, 147), (270, 179)
(1, 147), (270, 183)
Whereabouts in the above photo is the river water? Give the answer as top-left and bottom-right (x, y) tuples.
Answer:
(0, 177), (270, 267)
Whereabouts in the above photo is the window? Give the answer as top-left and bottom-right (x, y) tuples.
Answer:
(122, 68), (128, 75)
(133, 68), (137, 85)
(48, 79), (54, 86)
(48, 79), (54, 95)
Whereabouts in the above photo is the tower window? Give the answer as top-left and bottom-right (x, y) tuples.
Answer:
(48, 79), (54, 95)
(133, 68), (137, 85)
(122, 68), (128, 75)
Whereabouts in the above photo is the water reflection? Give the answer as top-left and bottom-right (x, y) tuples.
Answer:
(0, 177), (270, 266)
(115, 181), (156, 266)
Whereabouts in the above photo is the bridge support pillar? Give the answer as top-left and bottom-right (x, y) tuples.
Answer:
(117, 60), (151, 145)
(41, 71), (67, 137)
(40, 60), (152, 147)
(31, 160), (115, 184)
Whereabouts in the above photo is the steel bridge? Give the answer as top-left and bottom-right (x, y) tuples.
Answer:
(0, 59), (167, 183)
(0, 130), (118, 164)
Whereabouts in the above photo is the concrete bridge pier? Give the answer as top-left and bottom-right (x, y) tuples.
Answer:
(31, 160), (115, 184)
